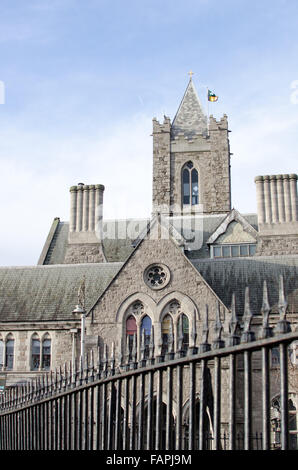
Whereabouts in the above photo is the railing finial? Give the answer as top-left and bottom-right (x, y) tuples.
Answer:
(228, 293), (240, 346)
(275, 275), (291, 334)
(241, 286), (255, 343)
(213, 302), (225, 349)
(200, 305), (211, 352)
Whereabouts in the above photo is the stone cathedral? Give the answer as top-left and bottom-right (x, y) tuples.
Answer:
(0, 77), (297, 434)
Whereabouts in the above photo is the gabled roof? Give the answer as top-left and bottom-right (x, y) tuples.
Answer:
(206, 208), (259, 245)
(192, 255), (298, 317)
(171, 78), (208, 139)
(0, 263), (123, 323)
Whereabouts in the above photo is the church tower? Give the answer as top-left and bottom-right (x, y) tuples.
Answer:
(152, 76), (231, 216)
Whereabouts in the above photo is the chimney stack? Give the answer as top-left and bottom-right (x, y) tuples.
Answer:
(69, 183), (105, 242)
(65, 183), (106, 264)
(255, 174), (297, 225)
(255, 173), (298, 256)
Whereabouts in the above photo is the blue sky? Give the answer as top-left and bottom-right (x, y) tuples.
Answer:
(0, 0), (297, 265)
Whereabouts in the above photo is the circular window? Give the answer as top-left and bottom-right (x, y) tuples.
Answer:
(144, 264), (170, 290)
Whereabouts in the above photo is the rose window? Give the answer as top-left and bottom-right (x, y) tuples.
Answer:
(144, 264), (170, 290)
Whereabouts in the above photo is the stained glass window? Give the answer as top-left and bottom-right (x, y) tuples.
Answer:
(141, 315), (152, 358)
(161, 314), (173, 356)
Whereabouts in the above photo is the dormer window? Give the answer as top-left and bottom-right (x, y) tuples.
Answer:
(182, 161), (199, 206)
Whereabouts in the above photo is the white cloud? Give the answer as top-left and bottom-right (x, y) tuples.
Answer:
(0, 113), (153, 266)
(230, 104), (298, 213)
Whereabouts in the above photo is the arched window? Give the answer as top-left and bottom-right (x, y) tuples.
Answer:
(42, 335), (51, 370)
(126, 315), (137, 359)
(177, 314), (189, 353)
(141, 315), (152, 358)
(161, 314), (173, 356)
(31, 335), (40, 371)
(5, 336), (14, 370)
(0, 338), (3, 370)
(182, 161), (199, 206)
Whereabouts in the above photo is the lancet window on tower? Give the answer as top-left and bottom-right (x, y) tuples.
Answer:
(182, 161), (199, 206)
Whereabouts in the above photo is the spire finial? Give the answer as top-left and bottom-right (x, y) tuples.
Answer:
(188, 70), (194, 80)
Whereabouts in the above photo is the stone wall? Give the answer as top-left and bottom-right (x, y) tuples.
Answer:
(87, 222), (230, 357)
(64, 243), (106, 264)
(152, 117), (171, 213)
(152, 115), (231, 215)
(0, 324), (79, 387)
(256, 234), (298, 256)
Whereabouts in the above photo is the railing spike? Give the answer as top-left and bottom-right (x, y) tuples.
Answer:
(125, 334), (131, 368)
(130, 333), (137, 370)
(228, 293), (240, 346)
(189, 309), (198, 355)
(110, 342), (115, 376)
(139, 329), (147, 367)
(259, 280), (273, 339)
(166, 324), (175, 361)
(213, 302), (225, 349)
(200, 305), (211, 352)
(241, 286), (255, 343)
(275, 275), (291, 334)
(148, 325), (155, 364)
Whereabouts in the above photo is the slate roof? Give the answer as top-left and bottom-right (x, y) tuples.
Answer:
(171, 78), (208, 138)
(41, 214), (259, 265)
(0, 263), (123, 323)
(192, 255), (298, 317)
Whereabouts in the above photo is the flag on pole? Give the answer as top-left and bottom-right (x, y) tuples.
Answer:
(208, 89), (218, 102)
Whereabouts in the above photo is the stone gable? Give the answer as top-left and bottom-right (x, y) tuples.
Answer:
(87, 221), (229, 355)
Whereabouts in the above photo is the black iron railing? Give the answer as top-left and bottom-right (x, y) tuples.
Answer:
(0, 278), (297, 451)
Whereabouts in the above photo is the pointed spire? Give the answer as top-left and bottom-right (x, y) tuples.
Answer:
(172, 77), (207, 139)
